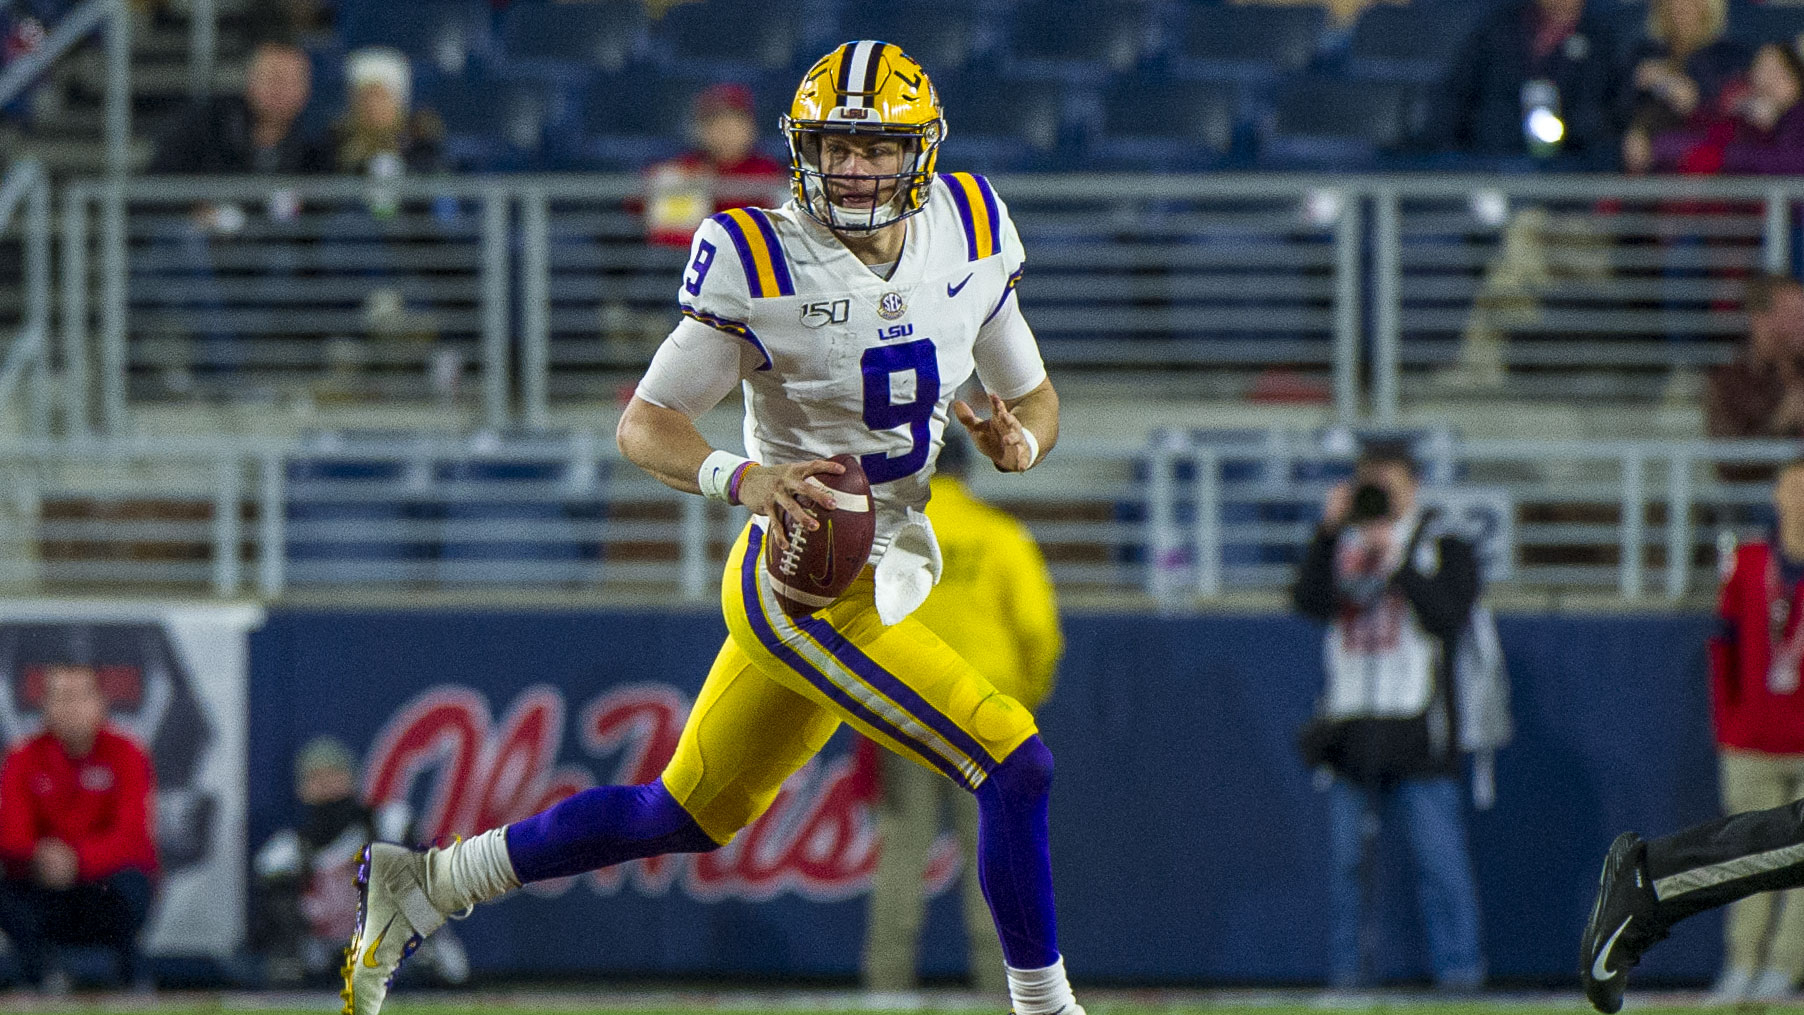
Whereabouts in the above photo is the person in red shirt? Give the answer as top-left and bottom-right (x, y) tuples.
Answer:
(1700, 458), (1804, 1001)
(642, 82), (788, 248)
(0, 665), (157, 991)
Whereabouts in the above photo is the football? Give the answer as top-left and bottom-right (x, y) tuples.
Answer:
(765, 454), (877, 616)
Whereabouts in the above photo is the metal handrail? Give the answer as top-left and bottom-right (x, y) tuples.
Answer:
(0, 0), (130, 181)
(0, 0), (116, 106)
(0, 159), (51, 435)
(0, 431), (1788, 602)
(60, 172), (1804, 432)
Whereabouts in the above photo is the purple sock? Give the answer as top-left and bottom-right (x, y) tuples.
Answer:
(503, 780), (718, 883)
(974, 734), (1061, 969)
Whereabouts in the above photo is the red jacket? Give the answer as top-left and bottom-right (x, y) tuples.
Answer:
(641, 150), (789, 248)
(1712, 542), (1804, 754)
(0, 726), (157, 881)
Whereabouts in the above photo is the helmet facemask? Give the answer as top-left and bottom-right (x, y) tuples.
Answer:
(783, 120), (944, 232)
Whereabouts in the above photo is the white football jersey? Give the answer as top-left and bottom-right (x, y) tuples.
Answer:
(667, 173), (1042, 557)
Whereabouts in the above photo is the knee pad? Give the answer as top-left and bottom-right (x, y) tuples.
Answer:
(986, 734), (1054, 801)
(969, 691), (1037, 756)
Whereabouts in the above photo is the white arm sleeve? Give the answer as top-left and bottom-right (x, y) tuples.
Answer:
(972, 292), (1047, 401)
(635, 317), (758, 417)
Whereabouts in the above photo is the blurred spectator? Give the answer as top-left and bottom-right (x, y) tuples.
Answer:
(1643, 42), (1804, 175)
(0, 666), (156, 992)
(643, 82), (787, 247)
(1705, 460), (1804, 1003)
(331, 47), (446, 178)
(1427, 0), (1619, 166)
(145, 41), (330, 392)
(1706, 275), (1804, 439)
(861, 430), (1063, 995)
(1292, 443), (1486, 990)
(148, 41), (329, 179)
(1617, 0), (1751, 170)
(250, 735), (466, 987)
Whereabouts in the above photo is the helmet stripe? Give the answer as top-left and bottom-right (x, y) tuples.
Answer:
(861, 42), (886, 100)
(833, 43), (857, 104)
(840, 40), (877, 108)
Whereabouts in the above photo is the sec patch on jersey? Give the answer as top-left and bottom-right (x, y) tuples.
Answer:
(766, 455), (876, 616)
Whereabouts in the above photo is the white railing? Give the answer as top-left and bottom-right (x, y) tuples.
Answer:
(0, 159), (52, 435)
(57, 173), (1804, 433)
(0, 430), (1787, 603)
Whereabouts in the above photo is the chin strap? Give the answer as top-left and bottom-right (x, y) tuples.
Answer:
(874, 508), (942, 626)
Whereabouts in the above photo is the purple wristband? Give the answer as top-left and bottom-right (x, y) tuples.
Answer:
(726, 461), (754, 506)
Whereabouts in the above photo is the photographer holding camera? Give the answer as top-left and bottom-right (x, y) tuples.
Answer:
(1292, 442), (1486, 991)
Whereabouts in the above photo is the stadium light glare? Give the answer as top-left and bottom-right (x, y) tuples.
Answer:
(1526, 108), (1565, 146)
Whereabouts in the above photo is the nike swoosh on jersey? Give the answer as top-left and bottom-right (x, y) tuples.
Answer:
(947, 273), (973, 297)
(362, 916), (397, 968)
(1592, 916), (1633, 981)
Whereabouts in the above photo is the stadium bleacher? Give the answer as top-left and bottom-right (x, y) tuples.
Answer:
(182, 0), (1487, 172)
(13, 4), (1804, 1002)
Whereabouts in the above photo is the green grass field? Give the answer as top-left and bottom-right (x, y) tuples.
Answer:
(15, 994), (1799, 1015)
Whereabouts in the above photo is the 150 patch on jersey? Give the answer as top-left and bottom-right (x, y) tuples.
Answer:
(800, 299), (850, 328)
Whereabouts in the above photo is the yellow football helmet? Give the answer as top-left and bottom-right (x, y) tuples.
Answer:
(782, 41), (945, 232)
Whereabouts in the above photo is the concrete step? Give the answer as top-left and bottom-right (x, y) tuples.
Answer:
(62, 50), (243, 100)
(0, 130), (152, 176)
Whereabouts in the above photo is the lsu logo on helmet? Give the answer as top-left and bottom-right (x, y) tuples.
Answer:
(782, 41), (946, 232)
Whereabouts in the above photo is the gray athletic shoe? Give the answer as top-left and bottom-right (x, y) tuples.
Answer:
(340, 843), (451, 1015)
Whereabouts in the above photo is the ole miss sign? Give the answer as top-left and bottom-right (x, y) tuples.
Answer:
(360, 684), (962, 904)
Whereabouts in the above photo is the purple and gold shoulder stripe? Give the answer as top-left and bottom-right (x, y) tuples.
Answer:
(940, 172), (1002, 262)
(711, 208), (795, 299)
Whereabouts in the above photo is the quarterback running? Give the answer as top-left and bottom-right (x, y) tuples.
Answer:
(341, 41), (1083, 1015)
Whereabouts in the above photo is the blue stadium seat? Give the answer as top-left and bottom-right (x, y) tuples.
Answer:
(1729, 3), (1804, 45)
(418, 69), (552, 170)
(574, 73), (781, 168)
(339, 0), (486, 69)
(300, 47), (347, 133)
(581, 72), (781, 138)
(934, 72), (1068, 172)
(836, 4), (985, 74)
(1093, 78), (1240, 168)
(1261, 76), (1408, 167)
(1172, 5), (1326, 83)
(500, 0), (647, 75)
(1006, 0), (1156, 81)
(652, 1), (800, 76)
(1344, 5), (1478, 83)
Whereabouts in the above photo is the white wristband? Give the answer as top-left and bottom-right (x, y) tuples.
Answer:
(698, 450), (752, 502)
(1020, 427), (1041, 470)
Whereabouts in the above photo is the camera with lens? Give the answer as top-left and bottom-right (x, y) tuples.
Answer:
(1347, 482), (1392, 523)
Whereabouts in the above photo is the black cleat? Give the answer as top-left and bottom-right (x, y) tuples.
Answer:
(1580, 832), (1668, 1013)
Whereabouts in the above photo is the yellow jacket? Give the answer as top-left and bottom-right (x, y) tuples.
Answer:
(913, 476), (1064, 710)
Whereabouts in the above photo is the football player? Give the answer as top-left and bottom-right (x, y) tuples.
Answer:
(1583, 806), (1804, 1011)
(342, 41), (1083, 1015)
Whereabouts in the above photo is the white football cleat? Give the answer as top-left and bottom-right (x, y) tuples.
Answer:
(340, 842), (451, 1015)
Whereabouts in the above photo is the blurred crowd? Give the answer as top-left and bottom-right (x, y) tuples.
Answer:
(1428, 0), (1804, 173)
(121, 0), (1804, 176)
